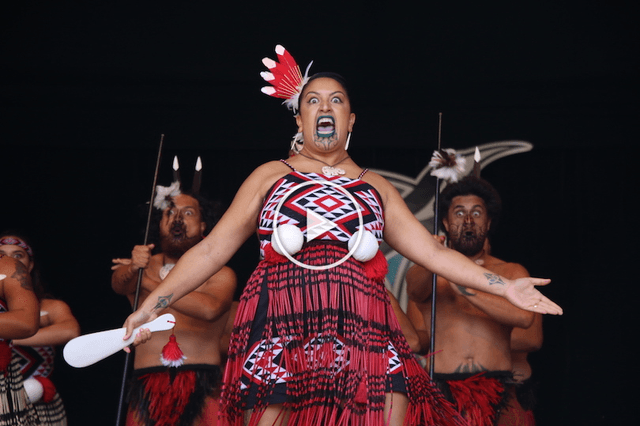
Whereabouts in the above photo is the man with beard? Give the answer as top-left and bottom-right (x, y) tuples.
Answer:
(405, 176), (535, 426)
(111, 191), (236, 426)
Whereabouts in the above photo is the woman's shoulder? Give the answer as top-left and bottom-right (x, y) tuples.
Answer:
(250, 159), (292, 178)
(360, 169), (399, 201)
(238, 160), (294, 198)
(0, 255), (24, 276)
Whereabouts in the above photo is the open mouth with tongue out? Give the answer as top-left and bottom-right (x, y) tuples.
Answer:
(316, 116), (335, 137)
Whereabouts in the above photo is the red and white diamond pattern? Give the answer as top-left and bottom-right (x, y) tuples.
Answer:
(242, 335), (401, 387)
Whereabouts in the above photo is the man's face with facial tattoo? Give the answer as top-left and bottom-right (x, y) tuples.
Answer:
(159, 194), (206, 258)
(443, 195), (491, 257)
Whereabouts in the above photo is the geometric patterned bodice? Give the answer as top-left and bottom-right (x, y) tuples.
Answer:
(13, 343), (56, 379)
(257, 167), (385, 258)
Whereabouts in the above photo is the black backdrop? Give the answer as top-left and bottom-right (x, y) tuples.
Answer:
(1, 2), (638, 425)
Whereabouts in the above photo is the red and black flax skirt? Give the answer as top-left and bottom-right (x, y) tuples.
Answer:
(220, 243), (465, 426)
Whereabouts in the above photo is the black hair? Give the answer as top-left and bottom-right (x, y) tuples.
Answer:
(438, 176), (502, 235)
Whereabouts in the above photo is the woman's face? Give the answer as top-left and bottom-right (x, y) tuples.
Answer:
(0, 239), (33, 272)
(295, 77), (356, 153)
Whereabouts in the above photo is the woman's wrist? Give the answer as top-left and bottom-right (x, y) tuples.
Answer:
(482, 272), (509, 296)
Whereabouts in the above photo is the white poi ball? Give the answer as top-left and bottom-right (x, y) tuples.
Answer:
(348, 230), (379, 262)
(272, 224), (304, 256)
(23, 377), (43, 403)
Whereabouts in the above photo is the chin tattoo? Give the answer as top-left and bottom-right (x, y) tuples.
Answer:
(313, 134), (338, 150)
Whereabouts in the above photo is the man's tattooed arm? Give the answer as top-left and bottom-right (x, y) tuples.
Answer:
(11, 261), (34, 291)
(456, 285), (476, 296)
(154, 294), (173, 311)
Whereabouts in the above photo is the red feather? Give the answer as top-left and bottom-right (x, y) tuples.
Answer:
(34, 376), (57, 403)
(261, 45), (310, 111)
(160, 334), (186, 367)
(0, 341), (11, 371)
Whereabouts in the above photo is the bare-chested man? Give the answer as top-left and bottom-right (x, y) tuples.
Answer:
(112, 190), (236, 426)
(406, 176), (535, 426)
(1, 252), (40, 424)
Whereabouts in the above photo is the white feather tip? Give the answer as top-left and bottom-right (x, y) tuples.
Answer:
(429, 148), (467, 183)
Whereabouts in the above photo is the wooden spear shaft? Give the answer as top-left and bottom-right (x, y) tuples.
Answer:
(115, 134), (165, 426)
(429, 114), (442, 379)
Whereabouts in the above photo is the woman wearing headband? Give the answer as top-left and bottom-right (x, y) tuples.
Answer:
(1, 232), (81, 426)
(123, 46), (562, 425)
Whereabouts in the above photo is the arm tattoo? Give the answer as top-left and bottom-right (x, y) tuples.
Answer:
(154, 294), (173, 310)
(12, 261), (34, 291)
(456, 285), (475, 296)
(484, 273), (505, 286)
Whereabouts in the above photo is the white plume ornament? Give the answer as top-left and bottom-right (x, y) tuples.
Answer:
(429, 148), (467, 183)
(153, 181), (181, 210)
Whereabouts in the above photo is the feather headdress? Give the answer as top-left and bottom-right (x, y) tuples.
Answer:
(260, 45), (313, 114)
(429, 148), (467, 183)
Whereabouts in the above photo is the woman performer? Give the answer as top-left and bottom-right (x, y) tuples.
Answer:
(0, 232), (81, 426)
(0, 238), (40, 425)
(122, 46), (562, 426)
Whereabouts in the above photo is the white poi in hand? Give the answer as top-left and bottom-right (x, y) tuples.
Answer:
(63, 313), (176, 368)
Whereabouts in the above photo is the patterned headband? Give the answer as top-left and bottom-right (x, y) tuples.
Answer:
(0, 237), (34, 258)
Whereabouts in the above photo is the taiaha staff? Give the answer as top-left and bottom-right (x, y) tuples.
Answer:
(115, 134), (165, 426)
(429, 113), (443, 378)
(427, 116), (467, 378)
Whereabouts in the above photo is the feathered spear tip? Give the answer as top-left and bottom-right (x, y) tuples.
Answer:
(260, 44), (313, 113)
(153, 181), (181, 211)
(429, 148), (467, 183)
(473, 146), (482, 177)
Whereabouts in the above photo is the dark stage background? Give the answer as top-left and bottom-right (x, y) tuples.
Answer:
(1, 2), (638, 425)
